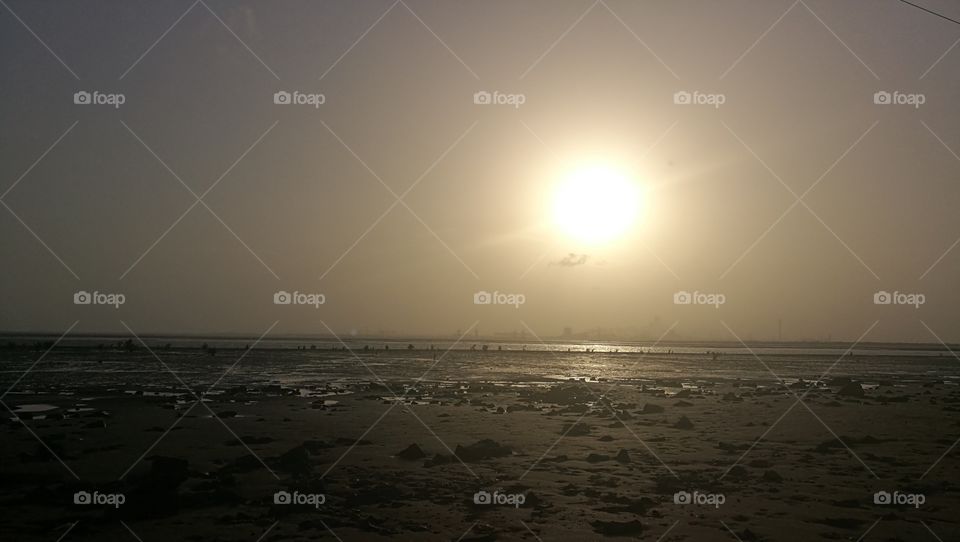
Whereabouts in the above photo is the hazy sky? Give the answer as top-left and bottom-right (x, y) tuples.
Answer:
(1, 0), (959, 342)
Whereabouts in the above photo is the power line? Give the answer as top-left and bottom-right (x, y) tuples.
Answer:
(897, 0), (960, 27)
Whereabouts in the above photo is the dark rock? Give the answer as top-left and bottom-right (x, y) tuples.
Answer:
(396, 443), (426, 460)
(673, 416), (694, 430)
(615, 449), (631, 463)
(591, 519), (643, 536)
(837, 382), (864, 397)
(455, 439), (511, 462)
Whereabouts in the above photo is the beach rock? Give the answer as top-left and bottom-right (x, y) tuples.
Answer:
(640, 403), (664, 414)
(674, 400), (693, 407)
(396, 443), (426, 460)
(455, 439), (511, 462)
(722, 392), (743, 402)
(615, 449), (631, 463)
(837, 382), (864, 397)
(215, 410), (238, 418)
(424, 453), (454, 467)
(598, 435), (614, 442)
(586, 453), (610, 463)
(673, 416), (694, 430)
(561, 422), (591, 436)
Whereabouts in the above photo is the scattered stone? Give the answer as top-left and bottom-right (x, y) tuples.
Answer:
(615, 449), (631, 463)
(640, 403), (664, 414)
(561, 422), (591, 436)
(673, 416), (694, 430)
(586, 453), (610, 463)
(598, 435), (614, 442)
(762, 469), (783, 482)
(455, 439), (511, 462)
(837, 382), (864, 397)
(396, 443), (426, 460)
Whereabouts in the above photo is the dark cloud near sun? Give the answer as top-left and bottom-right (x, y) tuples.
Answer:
(554, 253), (589, 267)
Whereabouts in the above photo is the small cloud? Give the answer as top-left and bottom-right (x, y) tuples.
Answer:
(554, 253), (588, 267)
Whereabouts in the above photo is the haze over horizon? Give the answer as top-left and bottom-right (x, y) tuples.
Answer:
(3, 0), (960, 344)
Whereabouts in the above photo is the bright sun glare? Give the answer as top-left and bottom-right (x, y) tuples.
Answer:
(553, 164), (642, 244)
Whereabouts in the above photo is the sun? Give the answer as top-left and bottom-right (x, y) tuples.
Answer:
(552, 164), (642, 244)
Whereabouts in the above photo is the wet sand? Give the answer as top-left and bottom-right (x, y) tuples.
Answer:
(2, 346), (959, 541)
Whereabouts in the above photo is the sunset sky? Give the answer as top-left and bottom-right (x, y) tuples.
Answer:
(2, 0), (959, 342)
